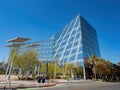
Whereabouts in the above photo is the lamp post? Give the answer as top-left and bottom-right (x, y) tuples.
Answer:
(5, 37), (30, 88)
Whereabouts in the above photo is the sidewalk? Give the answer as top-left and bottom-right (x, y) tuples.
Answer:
(0, 79), (94, 89)
(0, 80), (58, 89)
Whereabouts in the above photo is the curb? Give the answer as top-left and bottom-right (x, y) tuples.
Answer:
(43, 83), (57, 87)
(17, 82), (58, 88)
(0, 82), (58, 89)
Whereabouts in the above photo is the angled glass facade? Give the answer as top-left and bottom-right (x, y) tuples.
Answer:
(24, 14), (100, 65)
(53, 15), (100, 65)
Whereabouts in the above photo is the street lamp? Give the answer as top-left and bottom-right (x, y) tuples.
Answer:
(5, 37), (30, 88)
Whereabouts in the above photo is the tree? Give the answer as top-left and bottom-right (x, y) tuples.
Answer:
(8, 48), (18, 64)
(118, 62), (120, 66)
(95, 59), (110, 79)
(13, 49), (40, 77)
(89, 55), (98, 79)
(89, 57), (119, 81)
(73, 65), (83, 78)
(47, 62), (62, 79)
(62, 62), (83, 79)
(48, 62), (54, 78)
(65, 62), (74, 75)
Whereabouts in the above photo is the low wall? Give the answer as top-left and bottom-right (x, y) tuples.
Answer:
(0, 75), (18, 81)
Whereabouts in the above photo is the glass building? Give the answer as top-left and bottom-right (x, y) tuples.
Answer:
(17, 15), (100, 67)
(53, 14), (100, 65)
(18, 39), (54, 62)
(10, 15), (100, 79)
(19, 14), (100, 67)
(38, 39), (54, 61)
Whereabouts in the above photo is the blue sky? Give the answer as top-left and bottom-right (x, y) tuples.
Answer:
(0, 0), (120, 63)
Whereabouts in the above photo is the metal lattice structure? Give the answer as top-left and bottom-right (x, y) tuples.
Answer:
(53, 15), (100, 65)
(5, 37), (30, 88)
(53, 14), (101, 79)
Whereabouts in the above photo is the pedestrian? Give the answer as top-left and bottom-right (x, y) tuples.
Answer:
(38, 77), (41, 83)
(42, 76), (45, 83)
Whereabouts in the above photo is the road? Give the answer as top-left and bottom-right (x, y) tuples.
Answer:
(18, 81), (120, 90)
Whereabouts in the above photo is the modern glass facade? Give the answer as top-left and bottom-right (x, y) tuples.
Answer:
(12, 15), (100, 79)
(23, 14), (100, 65)
(53, 14), (100, 65)
(18, 39), (54, 62)
(38, 39), (54, 61)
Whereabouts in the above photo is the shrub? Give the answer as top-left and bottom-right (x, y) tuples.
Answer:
(18, 76), (34, 80)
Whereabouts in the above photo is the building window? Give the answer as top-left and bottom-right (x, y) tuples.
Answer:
(78, 54), (83, 59)
(74, 41), (78, 46)
(64, 50), (70, 56)
(72, 49), (77, 54)
(69, 37), (74, 43)
(72, 30), (76, 36)
(66, 44), (72, 49)
(76, 33), (80, 39)
(64, 34), (69, 40)
(70, 55), (75, 61)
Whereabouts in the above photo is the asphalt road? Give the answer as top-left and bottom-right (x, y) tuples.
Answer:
(73, 83), (120, 90)
(18, 81), (120, 90)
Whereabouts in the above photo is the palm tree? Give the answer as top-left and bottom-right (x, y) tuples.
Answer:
(95, 59), (109, 79)
(89, 55), (98, 80)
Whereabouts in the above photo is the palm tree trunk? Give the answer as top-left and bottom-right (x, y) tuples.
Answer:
(94, 66), (97, 80)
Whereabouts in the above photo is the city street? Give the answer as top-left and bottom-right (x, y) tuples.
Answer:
(18, 81), (120, 90)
